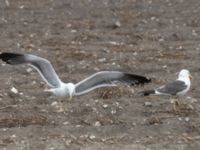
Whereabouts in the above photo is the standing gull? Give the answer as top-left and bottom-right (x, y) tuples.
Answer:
(0, 52), (151, 111)
(139, 69), (192, 111)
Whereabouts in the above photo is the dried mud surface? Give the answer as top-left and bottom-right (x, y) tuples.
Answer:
(0, 0), (200, 150)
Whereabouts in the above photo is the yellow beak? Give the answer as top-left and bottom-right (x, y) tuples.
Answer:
(189, 74), (192, 80)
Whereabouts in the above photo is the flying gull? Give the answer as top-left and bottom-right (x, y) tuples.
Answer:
(139, 69), (192, 111)
(0, 52), (151, 111)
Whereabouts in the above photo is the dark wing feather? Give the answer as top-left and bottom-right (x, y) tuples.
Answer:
(157, 80), (187, 95)
(0, 52), (62, 87)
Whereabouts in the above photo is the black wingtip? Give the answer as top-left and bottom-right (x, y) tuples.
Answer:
(138, 90), (155, 96)
(125, 73), (151, 85)
(0, 52), (23, 64)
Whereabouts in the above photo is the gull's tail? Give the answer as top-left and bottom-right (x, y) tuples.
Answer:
(139, 90), (155, 96)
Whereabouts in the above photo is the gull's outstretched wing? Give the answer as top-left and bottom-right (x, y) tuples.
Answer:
(156, 80), (187, 95)
(75, 71), (151, 95)
(0, 52), (62, 87)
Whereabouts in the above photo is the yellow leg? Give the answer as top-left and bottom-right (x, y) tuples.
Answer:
(170, 96), (180, 113)
(57, 101), (66, 112)
(57, 96), (72, 112)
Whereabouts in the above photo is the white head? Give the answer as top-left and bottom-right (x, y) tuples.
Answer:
(178, 69), (192, 82)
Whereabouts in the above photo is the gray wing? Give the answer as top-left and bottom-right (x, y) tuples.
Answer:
(75, 71), (151, 95)
(0, 52), (62, 87)
(157, 80), (187, 95)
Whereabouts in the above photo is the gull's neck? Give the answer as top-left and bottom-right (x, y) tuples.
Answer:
(177, 76), (190, 86)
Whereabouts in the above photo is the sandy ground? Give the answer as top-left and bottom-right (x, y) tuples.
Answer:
(0, 0), (200, 149)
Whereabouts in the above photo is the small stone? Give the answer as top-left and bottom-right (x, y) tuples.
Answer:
(26, 68), (33, 73)
(101, 138), (106, 142)
(187, 104), (194, 110)
(115, 102), (119, 106)
(65, 139), (72, 146)
(162, 65), (167, 69)
(98, 58), (106, 62)
(111, 110), (116, 114)
(115, 21), (121, 27)
(76, 125), (81, 128)
(18, 99), (23, 102)
(89, 134), (95, 140)
(5, 0), (10, 7)
(80, 134), (88, 139)
(71, 30), (77, 33)
(63, 121), (69, 125)
(185, 117), (190, 122)
(93, 121), (101, 127)
(51, 101), (58, 106)
(2, 128), (7, 131)
(109, 41), (120, 45)
(11, 87), (18, 94)
(85, 103), (90, 107)
(132, 122), (137, 126)
(94, 67), (100, 71)
(144, 102), (152, 107)
(11, 134), (16, 138)
(19, 5), (24, 9)
(67, 24), (72, 28)
(102, 104), (108, 108)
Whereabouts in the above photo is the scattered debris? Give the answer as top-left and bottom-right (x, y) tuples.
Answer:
(51, 101), (58, 106)
(89, 134), (96, 140)
(10, 87), (18, 94)
(26, 68), (33, 73)
(144, 102), (152, 107)
(0, 115), (47, 127)
(185, 117), (190, 122)
(111, 109), (117, 114)
(93, 121), (101, 127)
(102, 104), (108, 108)
(65, 139), (72, 147)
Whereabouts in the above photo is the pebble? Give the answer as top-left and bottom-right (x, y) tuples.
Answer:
(65, 139), (72, 146)
(144, 102), (152, 107)
(51, 101), (58, 106)
(115, 102), (119, 106)
(185, 117), (190, 122)
(11, 134), (16, 138)
(93, 121), (101, 127)
(63, 121), (69, 125)
(26, 68), (33, 73)
(5, 0), (10, 7)
(19, 5), (24, 9)
(102, 104), (108, 108)
(111, 110), (116, 114)
(71, 29), (77, 33)
(115, 21), (121, 27)
(98, 58), (106, 62)
(89, 134), (96, 140)
(10, 87), (18, 94)
(109, 41), (120, 45)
